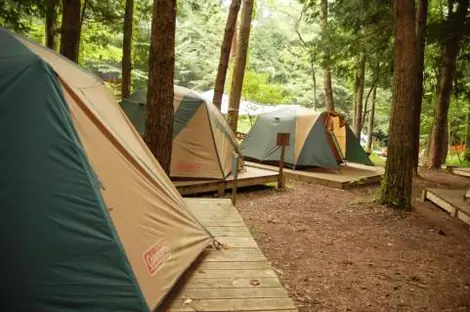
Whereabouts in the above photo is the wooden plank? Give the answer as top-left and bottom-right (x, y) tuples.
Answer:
(425, 188), (470, 226)
(166, 298), (296, 311)
(203, 249), (267, 262)
(176, 287), (288, 299)
(180, 277), (282, 289)
(173, 167), (279, 196)
(205, 226), (252, 237)
(189, 269), (278, 279)
(245, 161), (383, 189)
(197, 261), (272, 270)
(161, 198), (298, 312)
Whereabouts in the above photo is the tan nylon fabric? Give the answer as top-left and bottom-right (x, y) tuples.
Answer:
(331, 116), (347, 156)
(294, 109), (320, 163)
(21, 37), (212, 310)
(172, 87), (243, 179)
(171, 105), (222, 179)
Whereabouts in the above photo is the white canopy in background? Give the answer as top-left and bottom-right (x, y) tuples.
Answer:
(199, 90), (301, 116)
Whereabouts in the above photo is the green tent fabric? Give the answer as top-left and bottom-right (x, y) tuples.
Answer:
(121, 87), (243, 180)
(241, 106), (374, 169)
(0, 28), (212, 311)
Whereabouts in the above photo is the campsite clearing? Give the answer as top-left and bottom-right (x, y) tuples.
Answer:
(161, 198), (297, 312)
(246, 161), (384, 189)
(233, 169), (470, 312)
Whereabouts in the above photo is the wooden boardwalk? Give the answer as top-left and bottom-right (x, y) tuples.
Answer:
(423, 188), (470, 226)
(447, 166), (470, 178)
(246, 161), (383, 189)
(161, 198), (298, 312)
(173, 166), (279, 196)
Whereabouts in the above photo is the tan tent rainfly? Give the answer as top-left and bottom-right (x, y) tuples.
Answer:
(121, 86), (244, 180)
(1, 29), (213, 311)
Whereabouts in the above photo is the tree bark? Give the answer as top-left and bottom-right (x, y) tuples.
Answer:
(464, 110), (470, 161)
(366, 86), (377, 153)
(213, 0), (242, 111)
(60, 0), (81, 62)
(121, 0), (134, 99)
(427, 0), (469, 169)
(411, 0), (429, 175)
(144, 0), (176, 174)
(227, 0), (254, 133)
(380, 0), (417, 211)
(45, 0), (58, 50)
(320, 0), (334, 111)
(312, 61), (317, 110)
(353, 52), (366, 136)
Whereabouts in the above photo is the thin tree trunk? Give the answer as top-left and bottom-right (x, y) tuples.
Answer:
(121, 0), (134, 99)
(320, 0), (334, 111)
(60, 0), (81, 62)
(354, 52), (366, 136)
(312, 62), (317, 110)
(213, 0), (242, 111)
(380, 0), (417, 211)
(227, 0), (254, 133)
(366, 86), (377, 153)
(144, 0), (176, 174)
(45, 0), (58, 50)
(428, 0), (469, 169)
(464, 110), (470, 161)
(412, 0), (428, 175)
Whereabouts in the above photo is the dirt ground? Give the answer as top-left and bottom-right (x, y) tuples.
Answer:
(235, 170), (470, 312)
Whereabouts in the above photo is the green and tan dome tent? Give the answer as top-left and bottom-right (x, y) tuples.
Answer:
(121, 86), (243, 180)
(0, 28), (213, 311)
(240, 106), (373, 169)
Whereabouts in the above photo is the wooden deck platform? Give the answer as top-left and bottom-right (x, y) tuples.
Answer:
(447, 166), (470, 178)
(173, 166), (279, 196)
(246, 161), (384, 189)
(423, 188), (470, 226)
(161, 198), (298, 312)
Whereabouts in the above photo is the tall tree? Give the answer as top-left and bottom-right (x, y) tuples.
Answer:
(45, 0), (58, 50)
(60, 0), (81, 62)
(427, 0), (470, 168)
(320, 0), (334, 111)
(227, 0), (254, 133)
(411, 0), (429, 174)
(144, 0), (176, 174)
(122, 0), (134, 99)
(380, 0), (417, 211)
(213, 0), (242, 110)
(366, 86), (377, 153)
(353, 52), (366, 136)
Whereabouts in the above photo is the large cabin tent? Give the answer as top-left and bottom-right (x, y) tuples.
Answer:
(0, 28), (213, 311)
(121, 87), (243, 180)
(240, 107), (373, 169)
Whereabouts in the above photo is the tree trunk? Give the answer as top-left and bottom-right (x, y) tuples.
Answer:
(213, 0), (242, 111)
(380, 0), (417, 211)
(354, 52), (366, 136)
(411, 0), (429, 175)
(312, 62), (317, 110)
(227, 0), (254, 133)
(121, 0), (134, 99)
(45, 0), (58, 50)
(464, 110), (470, 161)
(60, 0), (81, 62)
(320, 0), (334, 111)
(144, 0), (176, 174)
(366, 86), (377, 153)
(427, 0), (469, 169)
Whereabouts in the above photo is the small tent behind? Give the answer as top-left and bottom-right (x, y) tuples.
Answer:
(0, 29), (212, 311)
(240, 106), (373, 169)
(121, 87), (243, 180)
